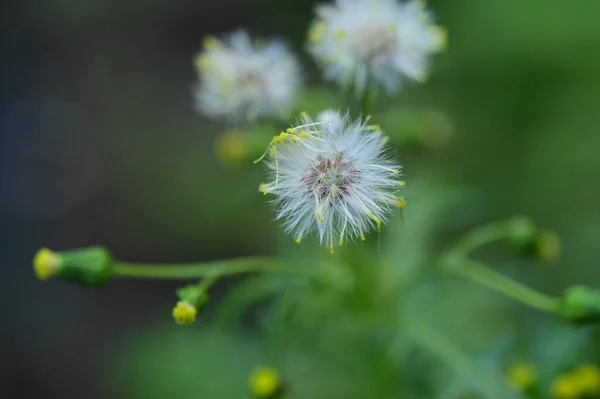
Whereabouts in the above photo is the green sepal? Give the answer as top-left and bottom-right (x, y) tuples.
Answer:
(176, 285), (210, 310)
(56, 246), (113, 287)
(505, 215), (539, 253)
(559, 286), (600, 324)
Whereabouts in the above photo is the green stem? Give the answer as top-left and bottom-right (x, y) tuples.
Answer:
(445, 221), (508, 258)
(447, 260), (560, 313)
(112, 256), (348, 288)
(404, 320), (506, 397)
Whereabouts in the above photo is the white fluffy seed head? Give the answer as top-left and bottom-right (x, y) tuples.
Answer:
(307, 0), (446, 95)
(193, 30), (302, 122)
(258, 110), (405, 252)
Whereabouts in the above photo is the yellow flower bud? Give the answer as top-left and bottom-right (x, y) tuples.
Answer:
(215, 131), (247, 165)
(573, 363), (600, 395)
(551, 374), (579, 399)
(33, 248), (61, 280)
(507, 362), (537, 390)
(248, 366), (282, 399)
(172, 301), (197, 325)
(536, 229), (561, 264)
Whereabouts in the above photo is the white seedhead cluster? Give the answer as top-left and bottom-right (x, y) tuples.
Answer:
(193, 30), (302, 121)
(308, 0), (446, 95)
(257, 110), (405, 252)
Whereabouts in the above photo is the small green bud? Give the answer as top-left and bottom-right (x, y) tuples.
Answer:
(33, 247), (112, 286)
(172, 284), (210, 325)
(559, 286), (600, 324)
(505, 215), (538, 252)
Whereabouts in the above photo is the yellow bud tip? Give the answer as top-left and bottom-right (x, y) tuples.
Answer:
(537, 229), (561, 263)
(398, 180), (406, 187)
(365, 114), (372, 122)
(396, 197), (407, 208)
(193, 54), (209, 70)
(416, 73), (429, 83)
(295, 237), (302, 244)
(507, 362), (537, 390)
(202, 35), (220, 50)
(391, 169), (400, 174)
(329, 246), (335, 254)
(172, 301), (197, 325)
(249, 366), (281, 398)
(33, 248), (60, 280)
(361, 235), (366, 241)
(216, 131), (247, 165)
(573, 364), (600, 395)
(309, 21), (326, 43)
(551, 375), (579, 399)
(431, 25), (448, 51)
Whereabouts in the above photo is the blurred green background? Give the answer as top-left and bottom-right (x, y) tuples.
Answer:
(2, 0), (600, 398)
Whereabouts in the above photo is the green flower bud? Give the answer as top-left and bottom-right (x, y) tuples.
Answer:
(172, 284), (210, 325)
(559, 286), (600, 324)
(505, 215), (538, 252)
(33, 247), (112, 286)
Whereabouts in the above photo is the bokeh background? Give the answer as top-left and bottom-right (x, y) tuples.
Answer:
(2, 0), (600, 398)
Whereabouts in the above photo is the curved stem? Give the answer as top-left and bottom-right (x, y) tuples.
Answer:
(448, 260), (560, 313)
(112, 256), (349, 288)
(445, 221), (508, 258)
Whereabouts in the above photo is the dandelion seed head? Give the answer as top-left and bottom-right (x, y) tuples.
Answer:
(193, 30), (302, 121)
(308, 0), (446, 94)
(259, 110), (404, 252)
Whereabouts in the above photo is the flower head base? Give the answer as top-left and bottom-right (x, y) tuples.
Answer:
(172, 301), (197, 325)
(32, 246), (113, 286)
(258, 110), (403, 252)
(194, 30), (302, 121)
(308, 0), (445, 95)
(248, 366), (283, 399)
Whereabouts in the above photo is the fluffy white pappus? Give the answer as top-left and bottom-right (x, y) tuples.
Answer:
(193, 30), (302, 121)
(307, 0), (446, 95)
(258, 110), (405, 252)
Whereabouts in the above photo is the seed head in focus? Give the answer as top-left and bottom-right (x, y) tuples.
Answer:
(258, 110), (404, 253)
(193, 30), (302, 122)
(308, 0), (446, 95)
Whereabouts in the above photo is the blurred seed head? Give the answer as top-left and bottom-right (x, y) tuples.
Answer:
(193, 30), (303, 122)
(308, 0), (446, 95)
